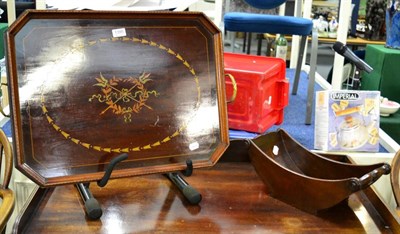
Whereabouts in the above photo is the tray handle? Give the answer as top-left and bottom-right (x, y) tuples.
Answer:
(225, 73), (237, 104)
(357, 163), (391, 190)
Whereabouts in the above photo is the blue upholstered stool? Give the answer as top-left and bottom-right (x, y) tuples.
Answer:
(224, 0), (318, 124)
(224, 13), (313, 36)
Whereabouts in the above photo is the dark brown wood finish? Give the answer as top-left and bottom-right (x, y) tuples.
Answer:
(13, 160), (400, 233)
(249, 129), (391, 213)
(391, 150), (400, 216)
(6, 10), (229, 186)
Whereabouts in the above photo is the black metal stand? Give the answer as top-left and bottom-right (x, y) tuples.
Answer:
(345, 66), (362, 90)
(76, 156), (201, 220)
(165, 159), (202, 205)
(97, 153), (129, 187)
(76, 153), (128, 220)
(75, 183), (102, 220)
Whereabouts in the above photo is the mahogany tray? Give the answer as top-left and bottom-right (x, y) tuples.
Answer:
(6, 10), (229, 186)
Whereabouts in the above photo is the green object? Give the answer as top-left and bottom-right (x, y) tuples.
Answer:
(361, 44), (400, 103)
(380, 112), (400, 144)
(275, 34), (287, 61)
(0, 23), (8, 59)
(362, 45), (400, 144)
(358, 0), (367, 17)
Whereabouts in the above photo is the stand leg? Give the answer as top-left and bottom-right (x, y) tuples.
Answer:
(165, 159), (202, 205)
(75, 153), (128, 220)
(352, 68), (361, 90)
(76, 183), (102, 220)
(166, 172), (202, 205)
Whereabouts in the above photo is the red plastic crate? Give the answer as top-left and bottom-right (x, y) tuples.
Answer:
(224, 52), (289, 133)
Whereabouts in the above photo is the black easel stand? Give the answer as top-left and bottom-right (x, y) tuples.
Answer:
(76, 183), (102, 220)
(165, 159), (202, 205)
(76, 156), (201, 220)
(76, 153), (128, 220)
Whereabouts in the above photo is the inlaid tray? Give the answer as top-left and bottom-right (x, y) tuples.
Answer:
(6, 10), (229, 186)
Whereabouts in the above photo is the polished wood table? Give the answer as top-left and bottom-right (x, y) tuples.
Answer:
(13, 158), (400, 233)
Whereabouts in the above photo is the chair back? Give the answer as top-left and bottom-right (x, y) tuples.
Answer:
(244, 0), (287, 10)
(391, 150), (400, 215)
(0, 129), (14, 233)
(0, 129), (12, 190)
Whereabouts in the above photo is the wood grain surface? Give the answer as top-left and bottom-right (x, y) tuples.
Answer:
(13, 162), (399, 233)
(6, 10), (228, 186)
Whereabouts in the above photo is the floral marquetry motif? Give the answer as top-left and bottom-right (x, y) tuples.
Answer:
(89, 72), (160, 122)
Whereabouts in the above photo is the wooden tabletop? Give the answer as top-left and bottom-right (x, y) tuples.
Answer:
(13, 160), (400, 233)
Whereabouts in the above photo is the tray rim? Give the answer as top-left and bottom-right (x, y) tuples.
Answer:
(6, 10), (229, 187)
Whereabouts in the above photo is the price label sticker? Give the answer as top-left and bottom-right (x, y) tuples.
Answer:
(189, 142), (199, 151)
(112, 28), (127, 38)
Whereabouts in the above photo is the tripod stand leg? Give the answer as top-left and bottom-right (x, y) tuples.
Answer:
(166, 172), (202, 205)
(76, 183), (102, 220)
(165, 159), (202, 205)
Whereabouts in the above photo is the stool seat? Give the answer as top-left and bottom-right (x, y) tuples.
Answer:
(223, 1), (318, 125)
(224, 12), (313, 36)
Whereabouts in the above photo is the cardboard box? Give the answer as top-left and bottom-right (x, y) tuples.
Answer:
(314, 90), (380, 152)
